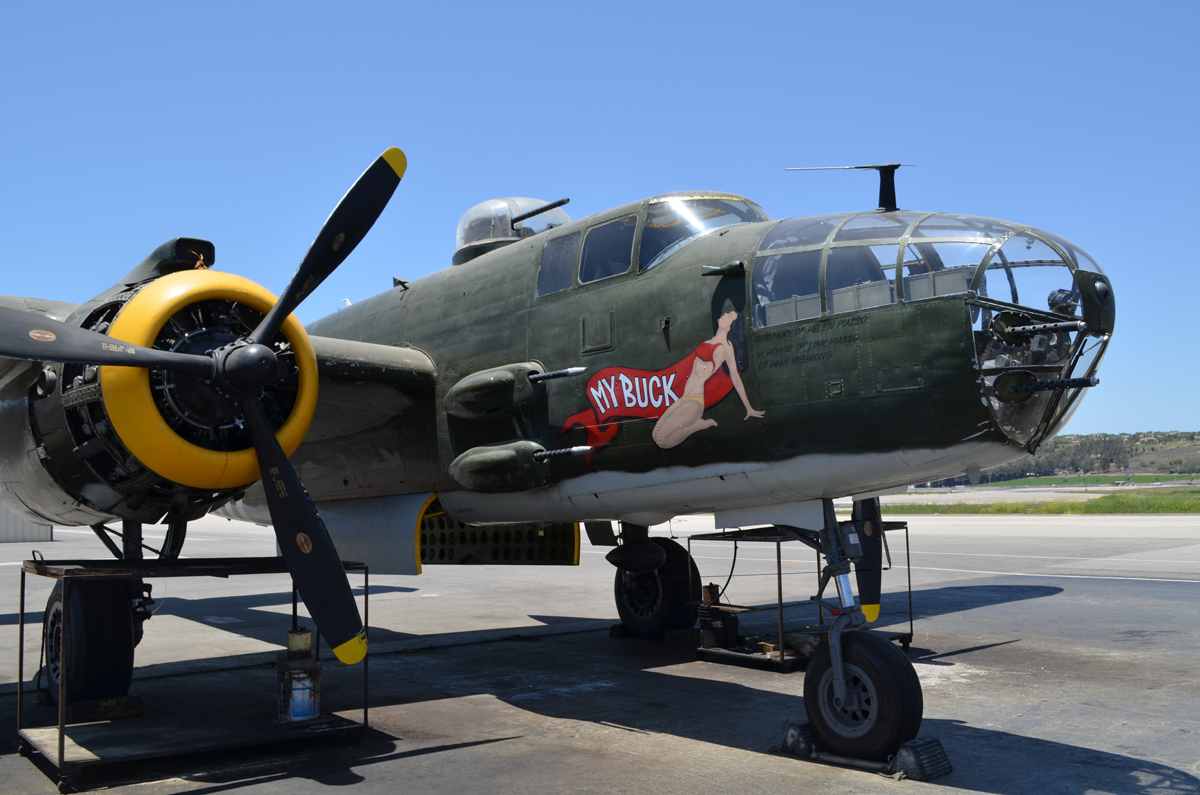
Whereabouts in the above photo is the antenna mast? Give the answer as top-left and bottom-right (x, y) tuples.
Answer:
(784, 163), (914, 212)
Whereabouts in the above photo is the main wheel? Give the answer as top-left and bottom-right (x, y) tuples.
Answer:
(803, 631), (922, 760)
(614, 537), (701, 640)
(42, 580), (135, 703)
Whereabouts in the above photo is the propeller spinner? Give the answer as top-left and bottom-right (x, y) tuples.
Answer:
(0, 147), (408, 664)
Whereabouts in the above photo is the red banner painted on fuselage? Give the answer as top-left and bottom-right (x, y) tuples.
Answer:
(560, 347), (734, 454)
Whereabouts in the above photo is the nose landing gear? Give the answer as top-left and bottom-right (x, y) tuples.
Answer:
(800, 499), (923, 760)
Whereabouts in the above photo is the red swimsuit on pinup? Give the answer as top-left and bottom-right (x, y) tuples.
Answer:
(694, 341), (720, 363)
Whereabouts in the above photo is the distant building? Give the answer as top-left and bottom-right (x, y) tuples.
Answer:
(0, 499), (52, 543)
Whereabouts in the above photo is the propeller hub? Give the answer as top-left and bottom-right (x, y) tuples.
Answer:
(220, 342), (279, 394)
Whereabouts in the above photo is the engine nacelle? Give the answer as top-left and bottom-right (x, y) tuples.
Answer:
(0, 260), (317, 526)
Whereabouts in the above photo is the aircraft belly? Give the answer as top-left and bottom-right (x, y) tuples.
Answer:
(439, 439), (1018, 524)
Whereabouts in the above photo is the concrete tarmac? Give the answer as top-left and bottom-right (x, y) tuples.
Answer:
(1, 511), (1198, 794)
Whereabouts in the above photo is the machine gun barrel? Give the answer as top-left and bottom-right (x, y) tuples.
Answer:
(528, 366), (587, 383)
(1008, 320), (1087, 337)
(1011, 376), (1099, 394)
(532, 446), (593, 463)
(511, 197), (570, 226)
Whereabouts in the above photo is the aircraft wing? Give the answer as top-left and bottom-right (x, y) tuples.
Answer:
(306, 335), (435, 443)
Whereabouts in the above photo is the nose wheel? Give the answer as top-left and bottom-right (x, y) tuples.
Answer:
(790, 498), (923, 760)
(803, 630), (922, 759)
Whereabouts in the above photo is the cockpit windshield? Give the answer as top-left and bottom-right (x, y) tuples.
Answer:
(640, 196), (768, 271)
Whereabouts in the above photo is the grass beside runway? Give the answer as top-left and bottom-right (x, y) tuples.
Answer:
(974, 474), (1198, 488)
(882, 489), (1200, 514)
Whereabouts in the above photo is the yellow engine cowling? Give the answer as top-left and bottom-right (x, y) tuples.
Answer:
(99, 269), (318, 491)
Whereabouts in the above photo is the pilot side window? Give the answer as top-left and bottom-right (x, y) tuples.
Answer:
(537, 232), (580, 296)
(579, 215), (637, 283)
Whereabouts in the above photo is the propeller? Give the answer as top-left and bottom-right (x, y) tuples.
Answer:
(0, 306), (212, 377)
(0, 147), (408, 664)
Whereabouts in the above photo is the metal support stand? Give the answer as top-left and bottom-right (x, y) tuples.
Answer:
(16, 556), (370, 789)
(686, 506), (915, 672)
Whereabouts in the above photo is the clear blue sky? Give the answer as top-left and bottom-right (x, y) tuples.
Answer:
(1, 2), (1194, 434)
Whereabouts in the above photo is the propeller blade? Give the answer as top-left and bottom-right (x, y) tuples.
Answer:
(252, 148), (407, 344)
(238, 396), (366, 664)
(0, 305), (213, 377)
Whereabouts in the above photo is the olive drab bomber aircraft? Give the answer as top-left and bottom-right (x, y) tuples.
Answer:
(0, 149), (1114, 761)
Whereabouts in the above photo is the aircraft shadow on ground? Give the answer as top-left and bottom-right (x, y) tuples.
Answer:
(920, 718), (1200, 795)
(0, 581), (1065, 672)
(149, 581), (1064, 654)
(2, 580), (1192, 794)
(720, 582), (1064, 636)
(153, 635), (1193, 795)
(378, 639), (1198, 795)
(0, 584), (418, 638)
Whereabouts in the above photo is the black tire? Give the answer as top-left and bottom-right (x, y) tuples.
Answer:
(42, 580), (135, 703)
(803, 631), (922, 760)
(613, 537), (701, 640)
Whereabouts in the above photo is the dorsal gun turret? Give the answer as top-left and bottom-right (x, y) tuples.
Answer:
(452, 197), (570, 265)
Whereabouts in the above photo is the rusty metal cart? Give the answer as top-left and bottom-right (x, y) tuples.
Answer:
(15, 556), (370, 792)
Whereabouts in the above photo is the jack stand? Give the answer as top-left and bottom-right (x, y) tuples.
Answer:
(778, 722), (953, 782)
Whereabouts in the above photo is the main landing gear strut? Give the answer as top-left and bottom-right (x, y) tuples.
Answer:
(609, 522), (700, 640)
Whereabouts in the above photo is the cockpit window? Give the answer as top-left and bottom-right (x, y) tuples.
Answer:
(759, 213), (847, 251)
(753, 214), (847, 327)
(902, 241), (989, 301)
(580, 215), (638, 283)
(640, 197), (768, 271)
(825, 244), (898, 313)
(754, 250), (822, 326)
(754, 211), (1018, 327)
(538, 232), (580, 296)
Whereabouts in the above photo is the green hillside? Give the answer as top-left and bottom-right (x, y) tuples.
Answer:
(937, 431), (1200, 485)
(885, 489), (1200, 514)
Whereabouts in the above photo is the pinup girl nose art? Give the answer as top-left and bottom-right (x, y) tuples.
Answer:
(561, 307), (766, 459)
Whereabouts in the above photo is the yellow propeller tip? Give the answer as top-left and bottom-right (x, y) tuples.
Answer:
(861, 604), (880, 623)
(332, 632), (368, 665)
(382, 148), (407, 179)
